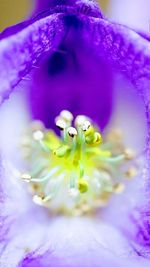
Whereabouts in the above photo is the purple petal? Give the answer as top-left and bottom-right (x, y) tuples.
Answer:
(36, 0), (76, 11)
(10, 4), (105, 130)
(29, 4), (110, 129)
(18, 217), (150, 267)
(0, 91), (44, 247)
(81, 16), (150, 253)
(79, 16), (150, 99)
(35, 0), (103, 18)
(29, 12), (150, 129)
(100, 77), (148, 254)
(0, 93), (51, 266)
(29, 40), (113, 129)
(137, 31), (150, 42)
(0, 13), (66, 103)
(0, 87), (146, 266)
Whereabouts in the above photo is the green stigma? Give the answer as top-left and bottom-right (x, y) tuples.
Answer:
(21, 110), (137, 216)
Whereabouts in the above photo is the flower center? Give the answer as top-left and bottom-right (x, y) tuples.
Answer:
(21, 110), (137, 216)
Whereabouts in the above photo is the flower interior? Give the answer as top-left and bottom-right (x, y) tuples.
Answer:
(21, 110), (138, 216)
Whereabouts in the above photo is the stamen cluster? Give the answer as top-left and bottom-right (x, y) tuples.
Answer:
(21, 110), (137, 215)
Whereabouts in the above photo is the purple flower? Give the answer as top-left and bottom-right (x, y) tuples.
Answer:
(0, 1), (150, 267)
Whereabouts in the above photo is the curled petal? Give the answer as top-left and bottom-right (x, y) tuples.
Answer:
(0, 13), (67, 103)
(81, 17), (150, 101)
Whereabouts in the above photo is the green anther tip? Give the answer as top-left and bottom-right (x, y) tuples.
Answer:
(85, 132), (102, 145)
(53, 145), (70, 157)
(78, 179), (89, 193)
(84, 126), (94, 137)
(93, 132), (102, 145)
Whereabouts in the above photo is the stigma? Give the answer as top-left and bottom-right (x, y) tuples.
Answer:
(21, 110), (137, 216)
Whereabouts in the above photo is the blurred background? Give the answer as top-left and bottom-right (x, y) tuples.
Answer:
(0, 0), (33, 30)
(0, 0), (109, 31)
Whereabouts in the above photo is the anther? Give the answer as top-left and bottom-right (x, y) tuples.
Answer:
(33, 194), (45, 205)
(53, 145), (70, 157)
(21, 173), (32, 182)
(86, 132), (102, 145)
(33, 130), (44, 141)
(21, 110), (137, 215)
(93, 132), (102, 145)
(82, 120), (91, 131)
(30, 184), (39, 193)
(67, 127), (78, 138)
(78, 179), (89, 193)
(113, 183), (125, 194)
(124, 149), (136, 160)
(75, 115), (88, 127)
(60, 110), (73, 122)
(55, 118), (67, 130)
(125, 167), (137, 178)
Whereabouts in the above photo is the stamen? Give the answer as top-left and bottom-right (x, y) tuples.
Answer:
(54, 145), (70, 157)
(33, 130), (44, 141)
(21, 173), (32, 182)
(30, 167), (59, 183)
(20, 111), (138, 216)
(60, 110), (73, 123)
(75, 115), (88, 127)
(124, 148), (136, 160)
(33, 194), (45, 205)
(67, 127), (78, 138)
(82, 120), (91, 131)
(55, 118), (66, 130)
(78, 179), (89, 193)
(125, 167), (137, 178)
(113, 183), (125, 194)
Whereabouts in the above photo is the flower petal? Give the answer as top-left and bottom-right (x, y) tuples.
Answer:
(29, 12), (150, 129)
(80, 16), (150, 100)
(29, 36), (113, 129)
(0, 91), (40, 252)
(18, 217), (150, 267)
(80, 16), (150, 253)
(0, 13), (67, 103)
(0, 88), (145, 262)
